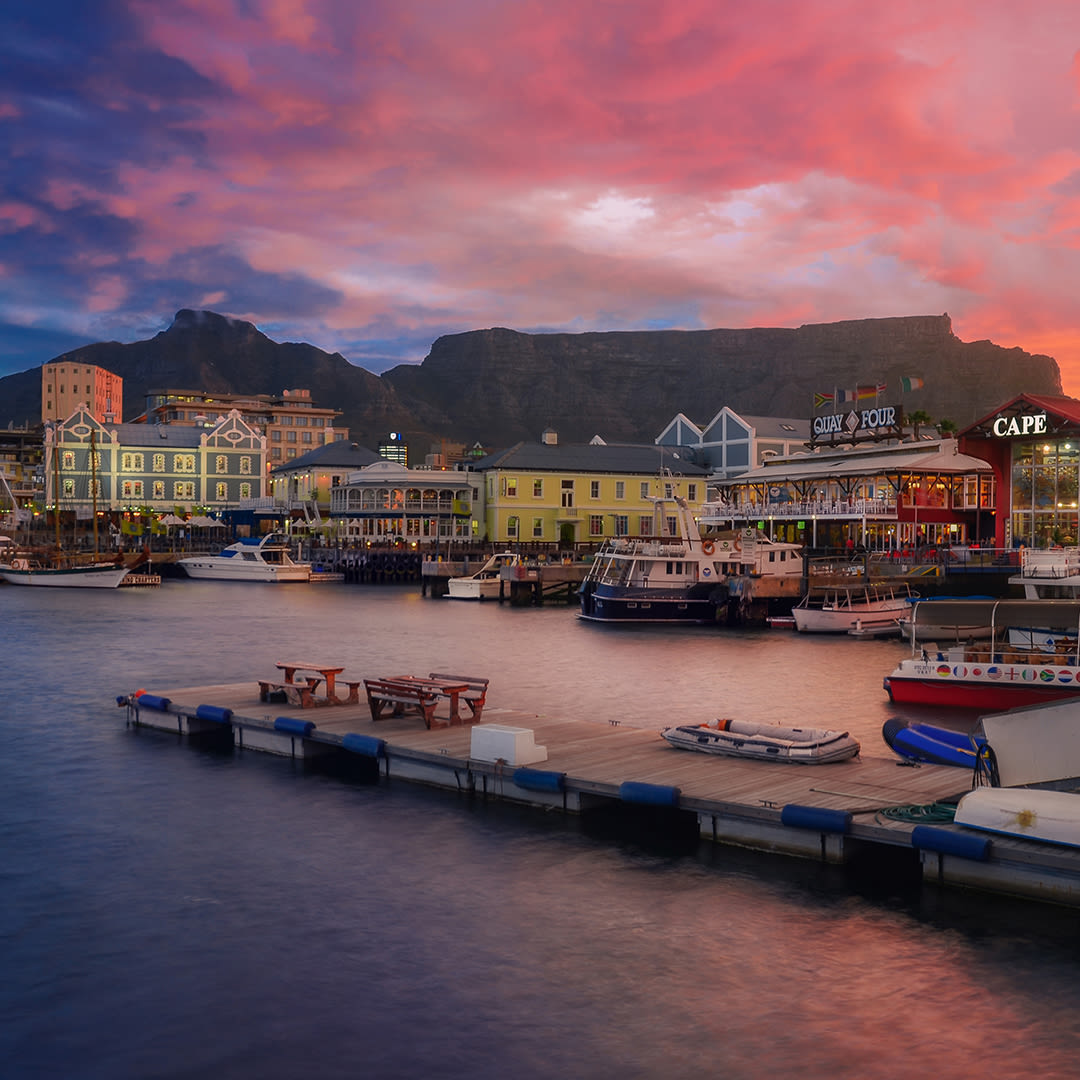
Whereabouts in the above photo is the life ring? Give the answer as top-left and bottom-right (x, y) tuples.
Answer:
(701, 541), (715, 555)
(733, 537), (741, 552)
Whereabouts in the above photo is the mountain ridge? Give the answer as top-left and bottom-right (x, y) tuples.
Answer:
(0, 310), (1061, 450)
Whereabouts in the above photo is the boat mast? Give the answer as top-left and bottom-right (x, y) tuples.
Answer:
(52, 423), (61, 552)
(90, 429), (99, 557)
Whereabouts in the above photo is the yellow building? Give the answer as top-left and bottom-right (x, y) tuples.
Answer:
(41, 361), (123, 424)
(468, 438), (711, 546)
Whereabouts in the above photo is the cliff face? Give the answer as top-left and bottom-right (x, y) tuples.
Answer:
(0, 311), (1062, 450)
(383, 315), (1062, 444)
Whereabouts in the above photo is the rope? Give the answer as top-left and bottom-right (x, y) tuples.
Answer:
(876, 800), (958, 825)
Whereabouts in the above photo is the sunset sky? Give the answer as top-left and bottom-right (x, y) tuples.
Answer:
(4, 1), (1080, 393)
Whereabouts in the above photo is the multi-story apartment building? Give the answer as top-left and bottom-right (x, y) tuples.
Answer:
(41, 361), (123, 424)
(140, 387), (345, 489)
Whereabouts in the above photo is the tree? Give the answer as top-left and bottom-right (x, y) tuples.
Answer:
(937, 418), (958, 437)
(907, 409), (932, 440)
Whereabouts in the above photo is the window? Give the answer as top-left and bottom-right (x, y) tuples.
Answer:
(507, 515), (519, 538)
(286, 431), (297, 442)
(590, 480), (600, 499)
(122, 480), (144, 498)
(533, 517), (543, 538)
(614, 515), (629, 537)
(302, 432), (312, 444)
(533, 478), (543, 497)
(272, 430), (282, 441)
(175, 454), (195, 473)
(153, 453), (165, 472)
(121, 452), (144, 471)
(240, 482), (251, 499)
(639, 516), (652, 535)
(561, 479), (574, 508)
(152, 481), (165, 499)
(688, 483), (697, 501)
(589, 515), (604, 536)
(215, 455), (228, 474)
(640, 482), (650, 498)
(503, 477), (518, 497)
(615, 481), (625, 499)
(239, 457), (252, 474)
(215, 482), (227, 500)
(173, 481), (195, 499)
(62, 451), (75, 469)
(62, 478), (75, 497)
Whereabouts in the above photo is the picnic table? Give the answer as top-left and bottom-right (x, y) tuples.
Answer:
(275, 660), (346, 704)
(381, 675), (471, 723)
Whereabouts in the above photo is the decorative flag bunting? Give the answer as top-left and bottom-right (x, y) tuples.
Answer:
(900, 376), (925, 392)
(814, 391), (834, 409)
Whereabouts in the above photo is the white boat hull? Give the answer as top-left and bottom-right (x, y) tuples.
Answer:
(794, 602), (909, 633)
(0, 562), (130, 588)
(955, 787), (1080, 848)
(178, 560), (310, 582)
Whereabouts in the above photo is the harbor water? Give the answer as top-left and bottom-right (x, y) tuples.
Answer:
(3, 582), (1080, 1079)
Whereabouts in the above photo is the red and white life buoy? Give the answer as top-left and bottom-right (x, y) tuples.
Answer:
(701, 540), (715, 556)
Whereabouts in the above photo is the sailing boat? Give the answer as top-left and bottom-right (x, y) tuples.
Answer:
(0, 427), (130, 588)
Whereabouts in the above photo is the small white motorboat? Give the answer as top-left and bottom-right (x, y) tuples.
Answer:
(178, 533), (311, 582)
(446, 552), (523, 600)
(661, 718), (861, 764)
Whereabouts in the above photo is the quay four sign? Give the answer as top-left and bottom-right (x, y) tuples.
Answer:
(991, 412), (1048, 437)
(812, 405), (898, 438)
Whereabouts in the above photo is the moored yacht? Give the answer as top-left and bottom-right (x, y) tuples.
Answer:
(178, 533), (311, 582)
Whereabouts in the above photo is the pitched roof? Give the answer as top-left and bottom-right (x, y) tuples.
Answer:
(271, 439), (381, 474)
(469, 441), (710, 475)
(961, 393), (1080, 435)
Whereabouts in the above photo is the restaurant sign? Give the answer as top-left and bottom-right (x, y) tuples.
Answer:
(812, 405), (898, 443)
(991, 412), (1048, 438)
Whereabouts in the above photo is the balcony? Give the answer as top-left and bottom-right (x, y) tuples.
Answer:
(700, 498), (897, 521)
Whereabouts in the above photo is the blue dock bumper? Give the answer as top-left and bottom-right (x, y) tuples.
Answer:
(911, 825), (991, 862)
(513, 768), (566, 793)
(619, 781), (681, 807)
(274, 716), (316, 737)
(342, 733), (386, 758)
(136, 694), (171, 711)
(781, 804), (852, 833)
(195, 704), (233, 724)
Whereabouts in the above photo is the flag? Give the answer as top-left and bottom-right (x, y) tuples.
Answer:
(900, 376), (925, 392)
(836, 389), (857, 404)
(855, 383), (886, 401)
(814, 391), (834, 409)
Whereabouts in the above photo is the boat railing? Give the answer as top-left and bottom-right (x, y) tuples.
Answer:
(1019, 547), (1080, 579)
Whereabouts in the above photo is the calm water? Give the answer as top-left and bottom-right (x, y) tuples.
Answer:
(3, 582), (1079, 1079)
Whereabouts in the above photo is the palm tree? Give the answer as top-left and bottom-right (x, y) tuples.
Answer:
(907, 409), (932, 440)
(937, 418), (958, 437)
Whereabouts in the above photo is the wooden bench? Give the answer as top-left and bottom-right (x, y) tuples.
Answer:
(428, 673), (489, 723)
(258, 677), (320, 709)
(364, 678), (442, 728)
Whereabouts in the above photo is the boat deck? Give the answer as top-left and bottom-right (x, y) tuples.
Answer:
(116, 679), (1080, 907)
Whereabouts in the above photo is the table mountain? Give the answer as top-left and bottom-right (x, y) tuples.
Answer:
(0, 310), (1061, 451)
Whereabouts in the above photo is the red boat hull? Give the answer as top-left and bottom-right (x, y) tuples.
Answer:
(884, 675), (1080, 710)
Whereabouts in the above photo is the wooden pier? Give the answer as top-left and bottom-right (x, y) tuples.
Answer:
(115, 680), (1080, 908)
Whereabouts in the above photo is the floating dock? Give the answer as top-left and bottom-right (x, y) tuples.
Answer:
(114, 682), (1080, 908)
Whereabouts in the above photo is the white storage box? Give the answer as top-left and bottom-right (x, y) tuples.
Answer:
(470, 724), (548, 765)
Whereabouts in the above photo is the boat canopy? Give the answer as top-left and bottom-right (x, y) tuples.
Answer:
(909, 598), (1080, 637)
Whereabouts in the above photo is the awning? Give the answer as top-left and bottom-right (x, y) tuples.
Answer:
(911, 599), (1080, 634)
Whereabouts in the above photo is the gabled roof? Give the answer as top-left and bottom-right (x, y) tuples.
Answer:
(469, 441), (710, 475)
(270, 439), (381, 474)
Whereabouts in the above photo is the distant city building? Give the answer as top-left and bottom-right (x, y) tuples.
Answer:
(378, 431), (409, 466)
(41, 361), (123, 425)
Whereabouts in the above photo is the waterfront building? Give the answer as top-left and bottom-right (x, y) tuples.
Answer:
(656, 408), (811, 478)
(327, 459), (477, 545)
(701, 436), (994, 551)
(466, 437), (711, 547)
(958, 393), (1080, 549)
(43, 406), (265, 524)
(378, 431), (409, 466)
(269, 440), (382, 524)
(41, 360), (122, 424)
(0, 426), (44, 525)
